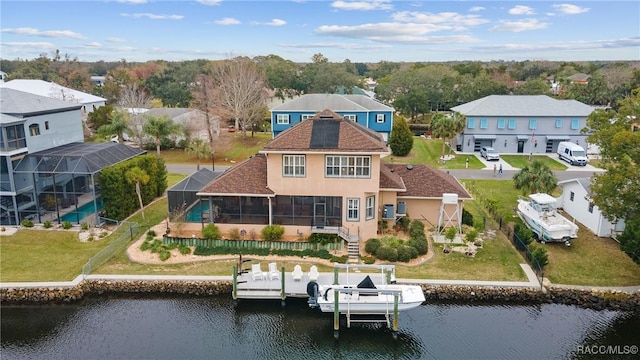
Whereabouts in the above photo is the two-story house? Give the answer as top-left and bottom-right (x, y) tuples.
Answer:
(1, 88), (143, 226)
(189, 109), (470, 252)
(452, 95), (594, 154)
(270, 94), (394, 141)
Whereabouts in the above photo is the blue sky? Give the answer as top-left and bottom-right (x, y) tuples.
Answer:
(1, 0), (639, 63)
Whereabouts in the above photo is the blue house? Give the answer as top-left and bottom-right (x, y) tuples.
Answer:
(452, 95), (594, 154)
(270, 94), (395, 141)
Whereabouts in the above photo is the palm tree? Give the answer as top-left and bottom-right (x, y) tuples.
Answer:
(185, 138), (211, 171)
(142, 115), (182, 156)
(431, 112), (464, 162)
(125, 167), (150, 220)
(97, 108), (131, 142)
(512, 160), (557, 195)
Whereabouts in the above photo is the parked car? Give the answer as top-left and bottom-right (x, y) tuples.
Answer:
(480, 146), (500, 161)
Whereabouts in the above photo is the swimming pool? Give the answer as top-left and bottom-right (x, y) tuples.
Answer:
(185, 202), (210, 222)
(60, 198), (104, 223)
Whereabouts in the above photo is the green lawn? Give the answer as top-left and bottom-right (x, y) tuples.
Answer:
(386, 137), (484, 169)
(501, 155), (568, 170)
(159, 132), (271, 165)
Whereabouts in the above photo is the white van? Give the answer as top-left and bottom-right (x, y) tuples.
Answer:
(557, 141), (588, 166)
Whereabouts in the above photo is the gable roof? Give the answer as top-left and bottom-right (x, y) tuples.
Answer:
(270, 93), (393, 112)
(451, 95), (594, 117)
(197, 154), (274, 196)
(379, 163), (406, 191)
(168, 168), (222, 192)
(0, 87), (82, 118)
(1, 79), (106, 104)
(384, 163), (472, 199)
(262, 109), (388, 153)
(558, 177), (592, 196)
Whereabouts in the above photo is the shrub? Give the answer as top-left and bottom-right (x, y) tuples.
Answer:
(473, 217), (485, 232)
(81, 222), (89, 230)
(43, 220), (52, 229)
(330, 255), (349, 263)
(62, 221), (73, 230)
(462, 208), (474, 227)
(308, 233), (340, 245)
(202, 224), (221, 240)
(465, 229), (478, 244)
(159, 250), (171, 261)
(147, 229), (157, 237)
(140, 240), (152, 251)
(444, 227), (458, 242)
(408, 235), (428, 255)
(376, 246), (398, 262)
(228, 227), (241, 240)
(388, 117), (413, 156)
(409, 220), (425, 238)
(248, 229), (257, 241)
(21, 219), (34, 228)
(261, 224), (285, 241)
(618, 218), (640, 265)
(530, 245), (549, 268)
(514, 223), (533, 250)
(364, 238), (382, 255)
(397, 216), (411, 232)
(397, 245), (417, 262)
(362, 255), (376, 264)
(178, 244), (191, 255)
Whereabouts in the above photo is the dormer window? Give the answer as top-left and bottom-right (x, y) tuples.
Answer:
(29, 124), (40, 136)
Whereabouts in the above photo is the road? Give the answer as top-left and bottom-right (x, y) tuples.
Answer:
(166, 163), (603, 181)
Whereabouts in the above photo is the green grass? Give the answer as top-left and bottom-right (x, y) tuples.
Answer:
(167, 173), (187, 187)
(501, 155), (567, 170)
(159, 132), (271, 165)
(387, 137), (484, 169)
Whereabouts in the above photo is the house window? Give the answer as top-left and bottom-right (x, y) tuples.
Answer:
(570, 191), (575, 201)
(4, 125), (26, 150)
(276, 114), (289, 125)
(556, 119), (563, 128)
(529, 119), (537, 130)
(344, 114), (356, 121)
(480, 118), (488, 129)
(376, 114), (385, 123)
(508, 119), (516, 129)
(347, 198), (360, 221)
(325, 156), (371, 178)
(301, 114), (313, 121)
(571, 118), (580, 130)
(283, 155), (305, 177)
(497, 118), (505, 129)
(45, 121), (50, 130)
(588, 203), (594, 213)
(467, 118), (475, 129)
(365, 195), (375, 220)
(29, 124), (40, 136)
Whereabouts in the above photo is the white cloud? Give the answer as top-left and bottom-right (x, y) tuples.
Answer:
(490, 19), (548, 32)
(84, 42), (103, 48)
(552, 4), (589, 15)
(1, 41), (56, 50)
(120, 13), (184, 20)
(1, 27), (86, 39)
(278, 42), (392, 50)
(315, 23), (480, 44)
(331, 0), (393, 11)
(509, 5), (535, 15)
(106, 37), (127, 43)
(196, 0), (222, 5)
(253, 19), (286, 26)
(215, 18), (241, 25)
(115, 0), (148, 4)
(392, 11), (490, 27)
(469, 6), (485, 12)
(470, 37), (640, 54)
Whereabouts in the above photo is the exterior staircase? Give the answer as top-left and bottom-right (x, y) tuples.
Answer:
(346, 240), (360, 263)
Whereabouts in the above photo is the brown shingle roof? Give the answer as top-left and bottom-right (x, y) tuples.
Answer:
(198, 154), (274, 196)
(262, 109), (388, 153)
(384, 162), (472, 199)
(379, 163), (405, 191)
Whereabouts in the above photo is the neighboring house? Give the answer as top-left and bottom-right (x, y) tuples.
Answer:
(556, 178), (625, 238)
(452, 95), (594, 154)
(270, 94), (394, 141)
(0, 79), (106, 119)
(142, 108), (215, 144)
(186, 109), (470, 251)
(90, 76), (106, 87)
(0, 88), (144, 226)
(567, 73), (590, 85)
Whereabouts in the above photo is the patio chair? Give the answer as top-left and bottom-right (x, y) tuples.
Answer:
(308, 265), (319, 282)
(268, 262), (280, 281)
(292, 264), (303, 281)
(251, 263), (264, 281)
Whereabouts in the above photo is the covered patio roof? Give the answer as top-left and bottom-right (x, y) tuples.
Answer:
(13, 142), (145, 175)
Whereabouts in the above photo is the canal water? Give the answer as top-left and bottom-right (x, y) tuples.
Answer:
(1, 295), (638, 360)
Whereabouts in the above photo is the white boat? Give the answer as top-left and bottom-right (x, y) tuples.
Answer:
(307, 264), (425, 315)
(517, 193), (578, 246)
(314, 281), (426, 314)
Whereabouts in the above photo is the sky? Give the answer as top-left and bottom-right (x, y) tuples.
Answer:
(1, 0), (639, 63)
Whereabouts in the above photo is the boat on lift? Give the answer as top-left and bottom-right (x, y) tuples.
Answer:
(516, 193), (578, 246)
